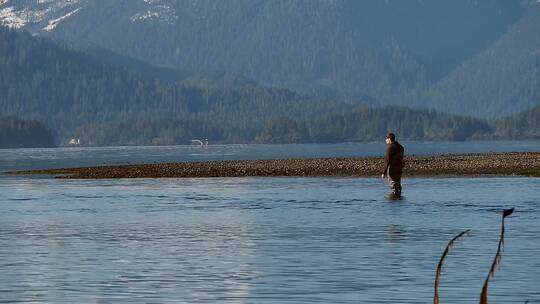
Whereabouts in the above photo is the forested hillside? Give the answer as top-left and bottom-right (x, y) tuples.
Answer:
(256, 107), (493, 143)
(421, 5), (540, 117)
(1, 0), (534, 117)
(2, 26), (525, 146)
(0, 116), (55, 148)
(492, 106), (540, 139)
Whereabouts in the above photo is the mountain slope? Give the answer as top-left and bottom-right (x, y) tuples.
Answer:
(421, 4), (540, 117)
(0, 0), (526, 114)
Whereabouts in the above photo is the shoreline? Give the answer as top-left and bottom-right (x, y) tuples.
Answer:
(6, 152), (540, 179)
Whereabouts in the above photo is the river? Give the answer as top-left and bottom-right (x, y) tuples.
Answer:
(1, 141), (539, 303)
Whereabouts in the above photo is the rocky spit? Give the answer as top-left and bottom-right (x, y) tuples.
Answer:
(9, 152), (540, 179)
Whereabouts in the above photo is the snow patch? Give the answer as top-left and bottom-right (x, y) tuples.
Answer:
(0, 0), (84, 29)
(0, 7), (28, 28)
(131, 0), (177, 24)
(43, 7), (80, 31)
(131, 10), (160, 22)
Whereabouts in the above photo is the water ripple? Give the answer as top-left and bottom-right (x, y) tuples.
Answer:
(0, 177), (539, 303)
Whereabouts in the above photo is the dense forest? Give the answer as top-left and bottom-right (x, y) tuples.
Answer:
(0, 26), (538, 146)
(492, 106), (540, 140)
(2, 0), (536, 117)
(70, 106), (497, 146)
(0, 116), (55, 148)
(256, 107), (491, 143)
(256, 106), (540, 143)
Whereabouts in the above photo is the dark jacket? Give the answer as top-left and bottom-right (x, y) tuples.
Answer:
(382, 141), (405, 174)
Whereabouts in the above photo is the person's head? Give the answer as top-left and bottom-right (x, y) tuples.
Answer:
(385, 133), (396, 144)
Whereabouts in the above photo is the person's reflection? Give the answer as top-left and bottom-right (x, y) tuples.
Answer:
(387, 224), (407, 243)
(386, 224), (412, 285)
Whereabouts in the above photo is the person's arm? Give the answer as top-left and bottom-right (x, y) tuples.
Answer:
(381, 145), (392, 177)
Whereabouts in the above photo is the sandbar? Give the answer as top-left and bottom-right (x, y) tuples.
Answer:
(7, 152), (540, 179)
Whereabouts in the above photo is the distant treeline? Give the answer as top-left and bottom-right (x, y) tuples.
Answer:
(71, 105), (539, 145)
(257, 105), (540, 143)
(2, 105), (538, 147)
(1, 26), (538, 146)
(0, 116), (55, 148)
(492, 105), (540, 139)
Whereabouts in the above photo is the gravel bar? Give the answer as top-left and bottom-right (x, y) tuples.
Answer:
(7, 152), (540, 179)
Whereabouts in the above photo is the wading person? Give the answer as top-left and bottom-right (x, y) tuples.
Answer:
(381, 133), (405, 198)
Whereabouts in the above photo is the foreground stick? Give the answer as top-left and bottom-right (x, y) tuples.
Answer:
(434, 229), (471, 304)
(479, 208), (514, 304)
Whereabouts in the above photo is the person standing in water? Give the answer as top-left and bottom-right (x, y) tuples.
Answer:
(381, 133), (405, 198)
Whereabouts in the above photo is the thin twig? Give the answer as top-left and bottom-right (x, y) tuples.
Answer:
(479, 208), (514, 304)
(434, 229), (471, 304)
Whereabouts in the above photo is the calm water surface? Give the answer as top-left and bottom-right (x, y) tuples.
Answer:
(0, 142), (539, 303)
(0, 140), (539, 172)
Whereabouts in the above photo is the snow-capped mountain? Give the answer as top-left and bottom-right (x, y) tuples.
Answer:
(0, 0), (178, 32)
(0, 0), (86, 30)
